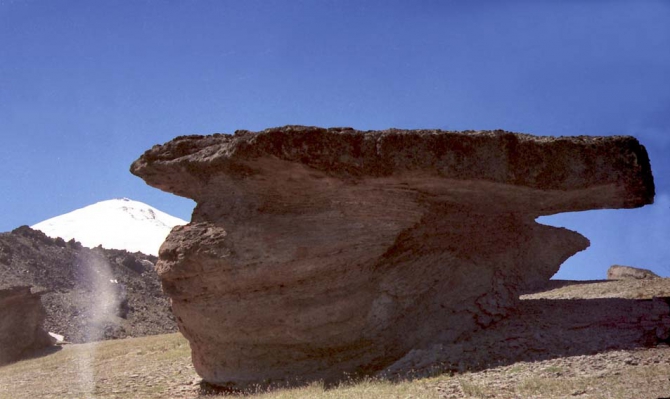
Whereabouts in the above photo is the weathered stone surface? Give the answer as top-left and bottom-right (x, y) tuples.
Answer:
(608, 265), (660, 280)
(0, 286), (54, 365)
(131, 126), (655, 389)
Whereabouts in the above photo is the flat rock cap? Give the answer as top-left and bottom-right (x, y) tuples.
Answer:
(131, 126), (655, 215)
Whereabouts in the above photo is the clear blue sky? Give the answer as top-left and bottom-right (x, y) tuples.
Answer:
(1, 1), (668, 279)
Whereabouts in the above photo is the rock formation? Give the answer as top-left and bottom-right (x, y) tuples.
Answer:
(0, 286), (54, 365)
(608, 265), (660, 280)
(131, 126), (655, 389)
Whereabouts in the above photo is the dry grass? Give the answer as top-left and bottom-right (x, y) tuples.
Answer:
(0, 333), (440, 399)
(436, 348), (670, 399)
(2, 333), (669, 398)
(249, 379), (440, 399)
(0, 333), (195, 399)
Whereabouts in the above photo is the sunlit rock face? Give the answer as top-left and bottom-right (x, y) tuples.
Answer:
(131, 126), (655, 389)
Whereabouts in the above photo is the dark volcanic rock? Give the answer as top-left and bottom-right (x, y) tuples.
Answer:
(130, 126), (655, 389)
(0, 286), (54, 365)
(0, 226), (177, 343)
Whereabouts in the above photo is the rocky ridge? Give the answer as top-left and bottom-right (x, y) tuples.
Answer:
(607, 264), (661, 280)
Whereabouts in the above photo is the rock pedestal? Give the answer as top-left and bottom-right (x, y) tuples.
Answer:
(131, 126), (654, 389)
(0, 286), (54, 365)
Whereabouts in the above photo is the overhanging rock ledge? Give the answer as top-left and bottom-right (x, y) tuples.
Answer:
(131, 126), (654, 389)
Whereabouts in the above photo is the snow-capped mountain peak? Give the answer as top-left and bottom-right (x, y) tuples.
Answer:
(31, 198), (188, 256)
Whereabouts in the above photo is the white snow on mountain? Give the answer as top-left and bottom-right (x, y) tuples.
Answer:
(31, 198), (188, 256)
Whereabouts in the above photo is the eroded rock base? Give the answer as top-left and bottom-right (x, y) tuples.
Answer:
(160, 201), (588, 388)
(130, 126), (655, 389)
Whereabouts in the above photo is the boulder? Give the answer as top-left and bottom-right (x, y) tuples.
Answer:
(0, 286), (55, 365)
(130, 126), (655, 389)
(607, 265), (660, 280)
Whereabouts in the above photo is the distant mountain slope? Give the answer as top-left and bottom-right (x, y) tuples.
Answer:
(31, 198), (187, 256)
(0, 226), (176, 343)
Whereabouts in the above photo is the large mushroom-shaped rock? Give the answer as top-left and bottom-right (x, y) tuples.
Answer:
(131, 126), (654, 389)
(0, 286), (55, 365)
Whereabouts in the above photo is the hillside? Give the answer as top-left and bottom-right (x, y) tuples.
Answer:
(0, 226), (176, 343)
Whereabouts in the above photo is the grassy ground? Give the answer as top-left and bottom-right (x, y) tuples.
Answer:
(0, 333), (194, 399)
(1, 332), (669, 399)
(434, 347), (670, 398)
(0, 333), (440, 399)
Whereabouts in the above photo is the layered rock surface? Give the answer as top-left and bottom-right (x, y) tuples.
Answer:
(131, 126), (655, 389)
